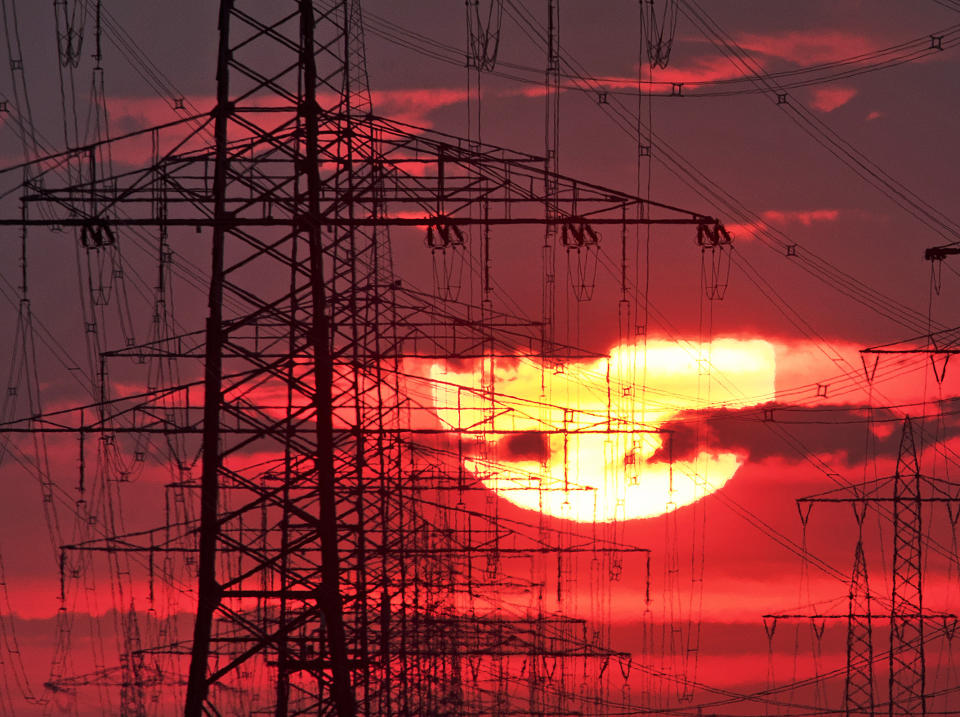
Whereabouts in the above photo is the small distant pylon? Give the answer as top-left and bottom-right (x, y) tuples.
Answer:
(766, 417), (960, 717)
(889, 418), (924, 716)
(845, 537), (873, 716)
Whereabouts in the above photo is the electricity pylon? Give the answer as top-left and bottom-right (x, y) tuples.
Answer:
(1, 1), (724, 713)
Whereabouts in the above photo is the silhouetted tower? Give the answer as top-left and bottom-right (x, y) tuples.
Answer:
(2, 1), (723, 713)
(184, 2), (387, 712)
(542, 0), (560, 352)
(845, 526), (874, 716)
(769, 417), (960, 716)
(888, 419), (924, 716)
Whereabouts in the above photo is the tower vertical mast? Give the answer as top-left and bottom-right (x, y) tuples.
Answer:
(542, 0), (560, 357)
(184, 1), (233, 712)
(845, 537), (874, 716)
(302, 0), (356, 713)
(5, 2), (719, 711)
(889, 418), (925, 716)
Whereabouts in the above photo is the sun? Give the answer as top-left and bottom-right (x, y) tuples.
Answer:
(429, 339), (776, 522)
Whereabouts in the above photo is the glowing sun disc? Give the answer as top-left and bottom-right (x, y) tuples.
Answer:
(430, 339), (775, 522)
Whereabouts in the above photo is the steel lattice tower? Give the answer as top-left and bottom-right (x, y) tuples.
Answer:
(888, 419), (925, 716)
(0, 1), (727, 713)
(768, 417), (960, 717)
(845, 536), (875, 716)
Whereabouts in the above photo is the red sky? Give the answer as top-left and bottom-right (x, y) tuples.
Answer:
(1, 0), (960, 714)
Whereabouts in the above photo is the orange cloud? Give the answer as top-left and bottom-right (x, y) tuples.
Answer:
(95, 87), (467, 167)
(735, 30), (879, 65)
(727, 209), (839, 241)
(619, 30), (885, 90)
(809, 86), (857, 112)
(560, 55), (746, 93)
(762, 208), (840, 226)
(108, 89), (471, 134)
(371, 87), (468, 127)
(108, 96), (212, 133)
(653, 53), (753, 85)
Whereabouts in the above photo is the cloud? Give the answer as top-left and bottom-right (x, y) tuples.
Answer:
(98, 95), (218, 166)
(98, 87), (468, 166)
(501, 431), (550, 460)
(650, 402), (960, 466)
(649, 54), (749, 85)
(762, 208), (839, 226)
(726, 208), (839, 241)
(735, 30), (879, 66)
(809, 86), (858, 112)
(572, 55), (747, 93)
(108, 96), (213, 133)
(623, 30), (882, 92)
(372, 87), (468, 127)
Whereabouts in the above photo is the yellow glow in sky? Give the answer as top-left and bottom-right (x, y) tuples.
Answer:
(430, 339), (776, 522)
